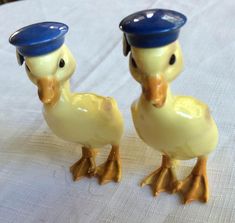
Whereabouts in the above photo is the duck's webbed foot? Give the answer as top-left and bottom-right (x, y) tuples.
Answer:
(70, 147), (97, 181)
(141, 155), (177, 196)
(177, 157), (209, 204)
(97, 145), (121, 185)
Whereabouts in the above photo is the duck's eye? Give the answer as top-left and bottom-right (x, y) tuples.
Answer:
(131, 57), (137, 68)
(59, 59), (65, 68)
(169, 54), (176, 65)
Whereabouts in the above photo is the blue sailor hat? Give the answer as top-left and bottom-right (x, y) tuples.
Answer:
(9, 22), (68, 59)
(119, 9), (187, 55)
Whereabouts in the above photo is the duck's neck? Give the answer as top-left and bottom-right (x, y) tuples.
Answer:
(165, 85), (174, 105)
(61, 80), (72, 95)
(58, 80), (73, 103)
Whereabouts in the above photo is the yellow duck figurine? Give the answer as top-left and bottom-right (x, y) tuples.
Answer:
(9, 22), (124, 185)
(120, 9), (219, 203)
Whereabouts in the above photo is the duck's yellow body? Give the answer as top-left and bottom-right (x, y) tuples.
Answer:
(10, 21), (124, 185)
(43, 82), (123, 148)
(126, 40), (219, 203)
(132, 89), (218, 160)
(22, 44), (124, 184)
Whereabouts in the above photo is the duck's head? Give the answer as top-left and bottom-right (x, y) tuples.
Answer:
(129, 41), (183, 107)
(119, 9), (187, 107)
(9, 22), (75, 105)
(24, 45), (76, 105)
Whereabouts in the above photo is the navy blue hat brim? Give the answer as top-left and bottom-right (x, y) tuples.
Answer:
(119, 9), (187, 48)
(9, 22), (68, 57)
(125, 30), (180, 48)
(16, 36), (65, 57)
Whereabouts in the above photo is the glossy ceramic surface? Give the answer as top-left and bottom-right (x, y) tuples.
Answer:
(119, 9), (187, 48)
(9, 22), (124, 184)
(25, 44), (124, 148)
(129, 41), (218, 160)
(120, 9), (218, 203)
(9, 22), (68, 56)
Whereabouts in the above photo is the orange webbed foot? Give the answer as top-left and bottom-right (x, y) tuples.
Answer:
(141, 155), (177, 196)
(70, 147), (97, 181)
(97, 145), (122, 185)
(177, 157), (209, 204)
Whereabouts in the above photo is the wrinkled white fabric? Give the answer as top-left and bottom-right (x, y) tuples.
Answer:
(0, 0), (234, 222)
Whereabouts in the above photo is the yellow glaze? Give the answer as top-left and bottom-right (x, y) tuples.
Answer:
(24, 44), (124, 149)
(129, 41), (218, 160)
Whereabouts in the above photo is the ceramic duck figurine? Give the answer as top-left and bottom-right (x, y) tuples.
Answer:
(9, 22), (124, 184)
(120, 9), (219, 204)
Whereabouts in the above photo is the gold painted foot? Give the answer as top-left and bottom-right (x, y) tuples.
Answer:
(97, 145), (122, 185)
(177, 157), (209, 204)
(70, 147), (97, 181)
(141, 155), (177, 196)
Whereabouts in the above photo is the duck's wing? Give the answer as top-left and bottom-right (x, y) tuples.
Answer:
(70, 93), (121, 121)
(172, 96), (218, 158)
(68, 93), (123, 146)
(174, 96), (211, 121)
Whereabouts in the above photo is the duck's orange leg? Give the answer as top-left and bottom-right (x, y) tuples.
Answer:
(177, 157), (209, 204)
(70, 147), (97, 181)
(141, 155), (177, 196)
(97, 145), (122, 185)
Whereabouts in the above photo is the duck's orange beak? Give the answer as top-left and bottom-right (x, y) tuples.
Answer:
(142, 75), (168, 108)
(37, 77), (60, 105)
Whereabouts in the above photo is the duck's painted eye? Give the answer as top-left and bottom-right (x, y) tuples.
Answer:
(59, 59), (65, 68)
(131, 57), (137, 68)
(169, 54), (176, 65)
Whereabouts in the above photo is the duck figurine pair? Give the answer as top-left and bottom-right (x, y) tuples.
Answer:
(9, 9), (218, 204)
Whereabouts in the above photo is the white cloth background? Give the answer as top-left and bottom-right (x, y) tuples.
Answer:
(0, 0), (235, 222)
